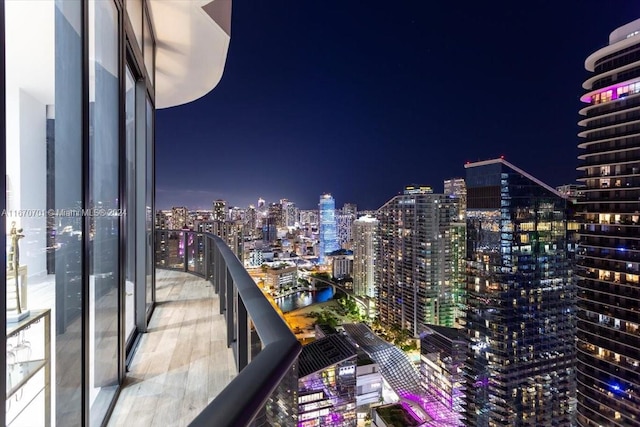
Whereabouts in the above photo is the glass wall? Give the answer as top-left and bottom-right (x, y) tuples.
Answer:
(3, 0), (155, 425)
(125, 68), (136, 342)
(5, 1), (84, 425)
(88, 0), (120, 422)
(146, 97), (154, 315)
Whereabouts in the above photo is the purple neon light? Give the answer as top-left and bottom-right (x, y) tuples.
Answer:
(400, 401), (424, 423)
(581, 79), (640, 103)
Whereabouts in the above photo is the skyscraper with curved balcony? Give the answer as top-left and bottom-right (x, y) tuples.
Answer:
(577, 18), (640, 427)
(319, 194), (339, 264)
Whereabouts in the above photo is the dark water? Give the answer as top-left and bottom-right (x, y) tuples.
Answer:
(275, 286), (335, 313)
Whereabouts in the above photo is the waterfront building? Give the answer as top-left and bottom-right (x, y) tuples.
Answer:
(265, 265), (298, 292)
(376, 185), (460, 335)
(463, 158), (576, 426)
(328, 250), (354, 280)
(353, 215), (378, 299)
(318, 194), (340, 264)
(576, 17), (640, 426)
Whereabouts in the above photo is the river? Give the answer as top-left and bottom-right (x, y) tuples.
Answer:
(274, 286), (335, 313)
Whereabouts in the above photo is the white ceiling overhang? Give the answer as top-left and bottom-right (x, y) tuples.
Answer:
(149, 0), (231, 109)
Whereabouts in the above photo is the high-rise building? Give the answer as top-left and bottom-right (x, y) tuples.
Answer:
(444, 177), (466, 221)
(268, 202), (285, 228)
(328, 250), (353, 280)
(447, 221), (466, 327)
(281, 199), (298, 227)
(420, 325), (465, 425)
(195, 220), (243, 261)
(336, 212), (355, 249)
(353, 215), (378, 298)
(244, 205), (258, 238)
(229, 206), (244, 221)
(463, 158), (576, 426)
(263, 216), (278, 243)
(212, 199), (227, 222)
(342, 203), (358, 216)
(376, 185), (460, 335)
(171, 206), (189, 230)
(299, 209), (319, 226)
(318, 194), (339, 264)
(156, 210), (170, 230)
(256, 197), (267, 229)
(576, 18), (640, 426)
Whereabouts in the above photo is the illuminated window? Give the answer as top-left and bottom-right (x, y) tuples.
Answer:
(592, 90), (613, 104)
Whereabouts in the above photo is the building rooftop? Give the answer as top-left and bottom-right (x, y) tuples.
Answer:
(356, 351), (376, 366)
(464, 157), (565, 199)
(316, 323), (338, 337)
(298, 334), (357, 378)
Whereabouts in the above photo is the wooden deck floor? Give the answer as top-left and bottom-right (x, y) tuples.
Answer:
(107, 269), (236, 427)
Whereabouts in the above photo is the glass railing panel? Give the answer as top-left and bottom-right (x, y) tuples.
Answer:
(249, 317), (262, 362)
(156, 230), (185, 270)
(186, 232), (196, 273)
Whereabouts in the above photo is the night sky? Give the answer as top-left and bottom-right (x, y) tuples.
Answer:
(156, 1), (639, 211)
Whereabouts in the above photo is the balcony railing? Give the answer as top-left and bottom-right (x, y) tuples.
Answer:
(155, 229), (301, 426)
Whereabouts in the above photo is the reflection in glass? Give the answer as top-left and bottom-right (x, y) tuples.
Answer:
(88, 0), (119, 422)
(125, 67), (136, 341)
(5, 0), (85, 425)
(146, 98), (154, 313)
(126, 0), (143, 51)
(143, 10), (154, 86)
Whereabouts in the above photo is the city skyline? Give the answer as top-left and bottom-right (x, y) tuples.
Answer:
(156, 2), (638, 210)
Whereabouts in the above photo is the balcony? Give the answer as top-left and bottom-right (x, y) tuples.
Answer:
(109, 230), (301, 426)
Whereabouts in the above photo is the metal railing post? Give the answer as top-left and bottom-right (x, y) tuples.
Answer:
(226, 268), (234, 348)
(218, 248), (226, 314)
(183, 231), (188, 272)
(237, 297), (248, 371)
(204, 236), (210, 280)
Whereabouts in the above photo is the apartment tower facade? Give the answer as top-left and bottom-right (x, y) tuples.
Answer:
(318, 193), (339, 264)
(576, 18), (640, 426)
(463, 159), (576, 426)
(376, 185), (460, 336)
(353, 215), (378, 298)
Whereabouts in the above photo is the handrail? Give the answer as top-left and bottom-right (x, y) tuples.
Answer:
(156, 230), (301, 426)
